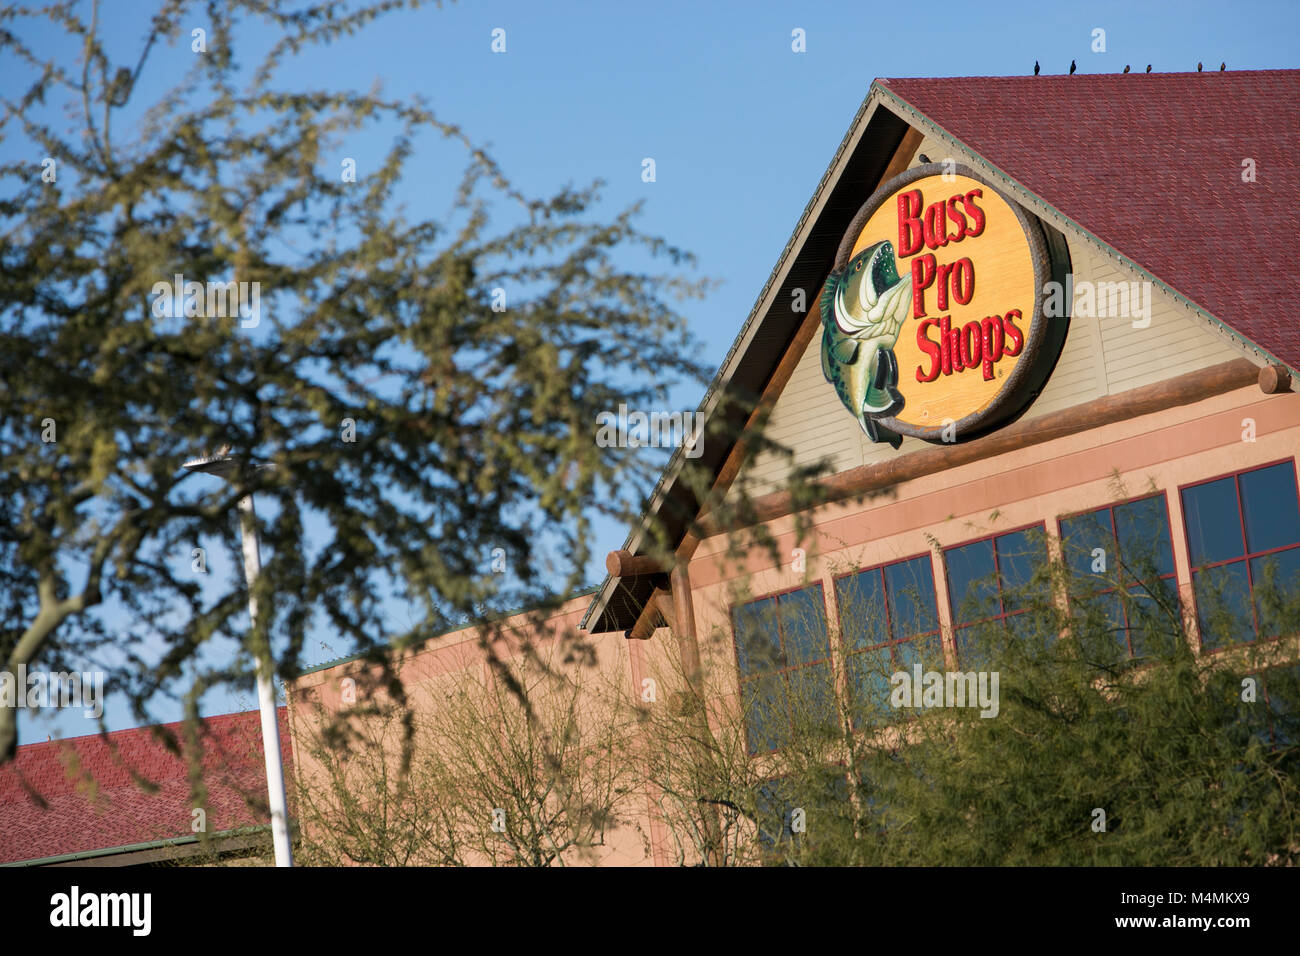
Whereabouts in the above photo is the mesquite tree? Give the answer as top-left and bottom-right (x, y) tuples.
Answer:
(0, 0), (721, 758)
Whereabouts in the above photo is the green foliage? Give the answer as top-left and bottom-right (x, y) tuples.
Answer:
(0, 1), (714, 760)
(652, 521), (1300, 866)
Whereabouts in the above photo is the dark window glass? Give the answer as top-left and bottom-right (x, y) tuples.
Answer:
(1183, 476), (1244, 566)
(732, 585), (834, 754)
(734, 597), (780, 677)
(787, 662), (837, 733)
(741, 673), (785, 754)
(755, 778), (795, 852)
(1114, 495), (1176, 579)
(944, 526), (1047, 665)
(1240, 462), (1300, 555)
(944, 538), (998, 626)
(893, 631), (943, 673)
(996, 528), (1048, 612)
(1060, 508), (1113, 583)
(1182, 462), (1300, 648)
(779, 586), (830, 666)
(1250, 548), (1300, 638)
(1060, 494), (1178, 659)
(1127, 577), (1179, 658)
(836, 569), (887, 652)
(846, 648), (893, 727)
(885, 556), (939, 638)
(954, 628), (994, 672)
(834, 555), (941, 730)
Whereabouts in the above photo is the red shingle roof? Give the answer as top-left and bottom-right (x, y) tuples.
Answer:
(881, 70), (1300, 369)
(0, 708), (291, 864)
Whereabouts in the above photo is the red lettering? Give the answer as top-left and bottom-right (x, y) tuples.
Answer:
(916, 307), (1023, 385)
(923, 202), (949, 249)
(961, 321), (983, 370)
(946, 196), (968, 241)
(981, 315), (1004, 380)
(916, 318), (942, 383)
(912, 254), (936, 318)
(936, 262), (952, 311)
(898, 190), (924, 257)
(940, 315), (963, 373)
(962, 189), (985, 237)
(1003, 309), (1024, 355)
(951, 257), (975, 305)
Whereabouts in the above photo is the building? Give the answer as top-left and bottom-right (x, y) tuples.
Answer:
(290, 69), (1300, 865)
(0, 708), (292, 866)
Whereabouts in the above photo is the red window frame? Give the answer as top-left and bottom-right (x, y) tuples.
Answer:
(832, 553), (942, 728)
(942, 522), (1048, 665)
(729, 582), (834, 755)
(1056, 491), (1179, 659)
(1178, 457), (1300, 651)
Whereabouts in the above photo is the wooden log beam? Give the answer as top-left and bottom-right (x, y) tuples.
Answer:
(1260, 364), (1293, 394)
(627, 589), (675, 641)
(670, 564), (701, 690)
(880, 125), (925, 182)
(605, 549), (669, 578)
(697, 357), (1260, 536)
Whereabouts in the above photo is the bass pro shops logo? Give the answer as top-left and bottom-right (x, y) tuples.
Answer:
(820, 162), (1066, 447)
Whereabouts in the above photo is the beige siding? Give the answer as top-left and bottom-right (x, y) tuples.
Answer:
(730, 134), (1248, 501)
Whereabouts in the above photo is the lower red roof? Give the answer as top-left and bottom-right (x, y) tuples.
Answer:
(0, 708), (291, 864)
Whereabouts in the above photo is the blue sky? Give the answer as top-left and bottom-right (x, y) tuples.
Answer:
(9, 0), (1298, 739)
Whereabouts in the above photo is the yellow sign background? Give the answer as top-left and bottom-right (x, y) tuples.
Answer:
(849, 174), (1038, 431)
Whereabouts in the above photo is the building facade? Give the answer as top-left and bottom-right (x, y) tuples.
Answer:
(291, 70), (1300, 865)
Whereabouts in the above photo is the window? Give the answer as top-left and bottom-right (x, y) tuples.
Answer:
(944, 525), (1048, 667)
(731, 584), (836, 754)
(834, 555), (942, 728)
(1181, 461), (1300, 650)
(1059, 494), (1178, 659)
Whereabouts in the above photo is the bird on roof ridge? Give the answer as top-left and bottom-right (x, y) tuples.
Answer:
(1123, 64), (1130, 73)
(1069, 59), (1077, 74)
(1033, 60), (1040, 75)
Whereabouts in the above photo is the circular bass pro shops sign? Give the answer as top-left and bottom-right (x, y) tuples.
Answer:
(819, 162), (1069, 447)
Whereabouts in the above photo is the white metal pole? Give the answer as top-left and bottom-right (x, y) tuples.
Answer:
(237, 492), (294, 867)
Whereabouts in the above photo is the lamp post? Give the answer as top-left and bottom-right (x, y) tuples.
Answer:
(182, 450), (293, 867)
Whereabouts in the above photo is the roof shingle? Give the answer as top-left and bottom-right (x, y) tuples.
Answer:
(0, 708), (290, 864)
(881, 70), (1300, 368)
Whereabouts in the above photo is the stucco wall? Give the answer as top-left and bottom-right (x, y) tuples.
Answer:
(287, 594), (656, 866)
(690, 383), (1300, 700)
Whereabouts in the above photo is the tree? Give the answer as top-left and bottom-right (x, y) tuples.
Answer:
(293, 638), (641, 866)
(0, 0), (716, 761)
(641, 506), (1300, 865)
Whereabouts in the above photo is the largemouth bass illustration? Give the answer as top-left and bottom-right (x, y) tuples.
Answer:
(820, 239), (911, 447)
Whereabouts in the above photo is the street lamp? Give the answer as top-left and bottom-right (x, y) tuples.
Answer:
(182, 449), (293, 867)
